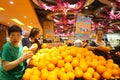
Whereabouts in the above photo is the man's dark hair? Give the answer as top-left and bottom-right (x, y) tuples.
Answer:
(29, 28), (40, 38)
(8, 25), (22, 36)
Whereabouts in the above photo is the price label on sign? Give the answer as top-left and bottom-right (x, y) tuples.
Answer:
(75, 15), (92, 40)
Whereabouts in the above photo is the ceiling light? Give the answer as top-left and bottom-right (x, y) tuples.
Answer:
(9, 1), (14, 4)
(110, 3), (113, 5)
(7, 22), (10, 24)
(0, 7), (5, 11)
(11, 18), (24, 25)
(28, 26), (33, 29)
(24, 16), (27, 18)
(101, 8), (103, 10)
(85, 7), (88, 9)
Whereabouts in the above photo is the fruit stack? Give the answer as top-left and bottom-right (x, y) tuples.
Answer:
(22, 45), (120, 80)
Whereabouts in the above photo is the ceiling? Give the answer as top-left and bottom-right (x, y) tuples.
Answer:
(0, 0), (43, 34)
(0, 0), (120, 36)
(32, 0), (120, 33)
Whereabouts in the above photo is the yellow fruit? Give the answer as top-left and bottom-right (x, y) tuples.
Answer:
(23, 46), (29, 52)
(60, 73), (69, 80)
(41, 43), (48, 48)
(32, 43), (38, 48)
(83, 72), (92, 80)
(47, 72), (58, 80)
(57, 60), (64, 68)
(79, 62), (88, 72)
(25, 68), (32, 73)
(61, 51), (68, 58)
(50, 57), (58, 65)
(74, 68), (83, 78)
(93, 72), (100, 79)
(112, 69), (120, 76)
(96, 65), (106, 74)
(87, 67), (95, 74)
(64, 63), (73, 72)
(30, 75), (41, 80)
(41, 72), (48, 80)
(37, 61), (46, 70)
(102, 71), (112, 79)
(67, 71), (75, 80)
(64, 55), (73, 63)
(71, 58), (79, 67)
(22, 73), (31, 80)
(47, 63), (55, 71)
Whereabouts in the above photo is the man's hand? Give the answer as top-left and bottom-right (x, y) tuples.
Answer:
(21, 51), (34, 61)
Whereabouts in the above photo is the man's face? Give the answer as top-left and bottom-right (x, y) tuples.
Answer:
(9, 32), (21, 45)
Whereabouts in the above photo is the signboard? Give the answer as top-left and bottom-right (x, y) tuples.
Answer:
(43, 21), (54, 40)
(75, 15), (92, 40)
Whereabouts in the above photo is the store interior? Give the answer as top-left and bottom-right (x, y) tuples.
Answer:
(0, 0), (120, 79)
(0, 0), (120, 48)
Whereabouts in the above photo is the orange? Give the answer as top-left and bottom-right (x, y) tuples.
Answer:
(50, 57), (58, 65)
(60, 73), (69, 80)
(106, 62), (113, 68)
(41, 72), (48, 80)
(74, 68), (83, 78)
(41, 68), (48, 74)
(98, 56), (105, 61)
(102, 71), (112, 79)
(67, 71), (75, 80)
(91, 60), (98, 68)
(23, 46), (29, 52)
(93, 72), (100, 79)
(57, 60), (64, 68)
(70, 48), (77, 57)
(56, 55), (62, 60)
(113, 64), (119, 69)
(37, 61), (46, 70)
(98, 60), (106, 65)
(107, 59), (114, 63)
(29, 60), (34, 66)
(32, 67), (41, 76)
(64, 55), (73, 63)
(47, 63), (55, 71)
(53, 67), (60, 74)
(47, 73), (58, 80)
(96, 65), (106, 74)
(25, 68), (32, 73)
(30, 75), (41, 80)
(61, 51), (68, 58)
(57, 70), (65, 79)
(83, 72), (92, 80)
(112, 69), (120, 76)
(22, 73), (31, 80)
(64, 63), (73, 72)
(87, 67), (95, 74)
(41, 43), (48, 48)
(32, 43), (38, 48)
(76, 53), (82, 59)
(79, 62), (88, 72)
(71, 58), (79, 67)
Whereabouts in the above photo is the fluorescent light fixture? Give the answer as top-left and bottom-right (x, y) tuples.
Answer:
(24, 16), (27, 18)
(9, 1), (14, 4)
(28, 26), (33, 29)
(0, 7), (5, 11)
(11, 18), (24, 25)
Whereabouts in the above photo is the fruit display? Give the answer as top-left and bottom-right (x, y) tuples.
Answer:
(22, 45), (120, 80)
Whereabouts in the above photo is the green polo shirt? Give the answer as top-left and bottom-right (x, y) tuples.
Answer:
(0, 41), (25, 80)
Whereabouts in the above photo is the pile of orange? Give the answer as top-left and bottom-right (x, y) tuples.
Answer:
(23, 45), (120, 80)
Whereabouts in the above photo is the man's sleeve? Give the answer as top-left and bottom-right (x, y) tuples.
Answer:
(1, 47), (12, 61)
